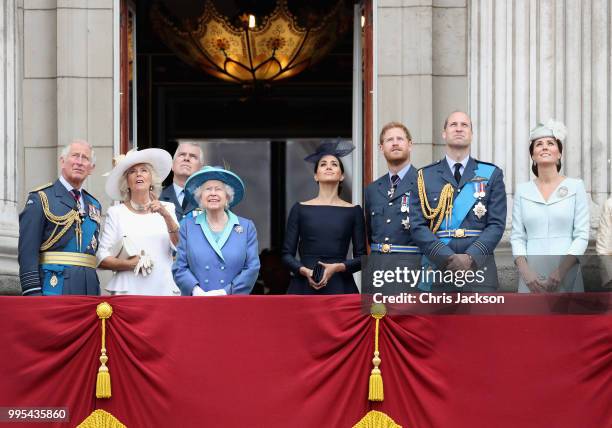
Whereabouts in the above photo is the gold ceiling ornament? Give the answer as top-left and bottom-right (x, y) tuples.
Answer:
(150, 0), (351, 85)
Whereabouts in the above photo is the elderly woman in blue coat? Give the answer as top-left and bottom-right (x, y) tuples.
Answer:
(172, 166), (260, 295)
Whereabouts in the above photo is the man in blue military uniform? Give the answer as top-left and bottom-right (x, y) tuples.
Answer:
(160, 141), (204, 221)
(410, 111), (507, 291)
(18, 139), (102, 296)
(365, 121), (419, 255)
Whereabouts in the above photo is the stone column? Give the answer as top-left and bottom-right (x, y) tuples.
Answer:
(376, 0), (434, 177)
(0, 0), (21, 294)
(469, 0), (612, 234)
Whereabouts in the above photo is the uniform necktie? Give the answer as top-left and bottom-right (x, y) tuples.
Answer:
(453, 163), (462, 184)
(71, 189), (83, 214)
(391, 174), (401, 189)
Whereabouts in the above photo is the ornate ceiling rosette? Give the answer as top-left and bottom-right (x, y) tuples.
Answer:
(150, 0), (351, 85)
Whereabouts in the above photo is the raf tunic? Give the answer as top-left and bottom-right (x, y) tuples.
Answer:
(18, 180), (102, 296)
(409, 157), (507, 291)
(364, 165), (419, 251)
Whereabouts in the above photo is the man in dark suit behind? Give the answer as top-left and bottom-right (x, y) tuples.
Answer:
(364, 122), (420, 255)
(161, 142), (204, 221)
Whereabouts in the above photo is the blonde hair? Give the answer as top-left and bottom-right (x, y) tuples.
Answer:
(118, 163), (162, 201)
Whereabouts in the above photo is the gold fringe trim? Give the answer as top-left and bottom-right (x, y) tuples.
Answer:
(352, 410), (402, 428)
(369, 303), (387, 402)
(38, 190), (83, 251)
(77, 409), (126, 428)
(417, 169), (454, 233)
(96, 302), (113, 399)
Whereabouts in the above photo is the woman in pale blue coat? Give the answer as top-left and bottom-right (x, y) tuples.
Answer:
(511, 120), (589, 292)
(172, 166), (260, 295)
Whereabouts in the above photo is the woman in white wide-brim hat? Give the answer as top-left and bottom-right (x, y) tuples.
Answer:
(511, 120), (589, 293)
(97, 148), (180, 295)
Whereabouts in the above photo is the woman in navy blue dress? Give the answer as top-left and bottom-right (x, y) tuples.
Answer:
(282, 141), (366, 294)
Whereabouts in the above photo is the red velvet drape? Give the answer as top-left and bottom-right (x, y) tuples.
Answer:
(1, 295), (610, 428)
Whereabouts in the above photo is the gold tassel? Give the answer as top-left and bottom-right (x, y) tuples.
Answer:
(368, 303), (387, 402)
(96, 302), (113, 399)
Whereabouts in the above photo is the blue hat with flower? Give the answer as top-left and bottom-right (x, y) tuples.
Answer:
(184, 166), (245, 208)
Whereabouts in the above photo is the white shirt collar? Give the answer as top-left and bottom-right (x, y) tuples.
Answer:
(59, 174), (82, 194)
(172, 182), (184, 197)
(388, 163), (412, 182)
(445, 154), (470, 174)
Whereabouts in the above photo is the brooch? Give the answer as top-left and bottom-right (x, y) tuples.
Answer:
(234, 225), (243, 233)
(557, 186), (568, 198)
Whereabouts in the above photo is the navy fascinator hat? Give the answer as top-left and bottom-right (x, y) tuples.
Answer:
(303, 139), (355, 164)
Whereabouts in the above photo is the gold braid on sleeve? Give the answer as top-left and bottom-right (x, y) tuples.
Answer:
(417, 169), (454, 233)
(38, 191), (82, 251)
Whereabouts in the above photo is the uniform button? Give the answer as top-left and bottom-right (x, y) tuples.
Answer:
(388, 202), (393, 206)
(384, 237), (389, 242)
(386, 219), (391, 223)
(204, 279), (209, 283)
(205, 265), (210, 270)
(371, 211), (375, 215)
(220, 279), (225, 284)
(220, 266), (225, 270)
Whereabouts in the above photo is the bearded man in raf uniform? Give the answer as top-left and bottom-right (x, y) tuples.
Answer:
(409, 111), (507, 292)
(365, 121), (419, 255)
(18, 140), (102, 296)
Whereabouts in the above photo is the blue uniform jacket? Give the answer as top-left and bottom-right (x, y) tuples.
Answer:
(172, 212), (260, 295)
(18, 179), (101, 295)
(364, 166), (418, 247)
(409, 157), (507, 290)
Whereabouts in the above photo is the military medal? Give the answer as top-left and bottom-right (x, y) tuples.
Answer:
(401, 217), (410, 230)
(50, 273), (58, 287)
(234, 225), (243, 233)
(88, 205), (101, 223)
(473, 201), (487, 219)
(400, 194), (409, 213)
(473, 182), (486, 199)
(90, 235), (98, 251)
(387, 188), (395, 198)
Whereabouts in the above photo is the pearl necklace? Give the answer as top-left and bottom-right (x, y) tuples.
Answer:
(130, 199), (151, 212)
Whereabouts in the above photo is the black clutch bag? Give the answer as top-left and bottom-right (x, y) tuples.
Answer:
(311, 263), (324, 283)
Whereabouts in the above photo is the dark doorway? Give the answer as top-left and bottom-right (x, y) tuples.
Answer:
(129, 0), (355, 254)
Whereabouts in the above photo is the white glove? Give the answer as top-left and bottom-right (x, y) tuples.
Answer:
(203, 289), (227, 296)
(192, 285), (206, 296)
(134, 250), (154, 276)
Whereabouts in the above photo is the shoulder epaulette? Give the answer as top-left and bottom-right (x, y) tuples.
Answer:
(475, 159), (498, 168)
(421, 159), (442, 170)
(82, 189), (100, 203)
(30, 182), (53, 193)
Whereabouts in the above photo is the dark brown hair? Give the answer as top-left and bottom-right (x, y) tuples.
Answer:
(529, 139), (563, 176)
